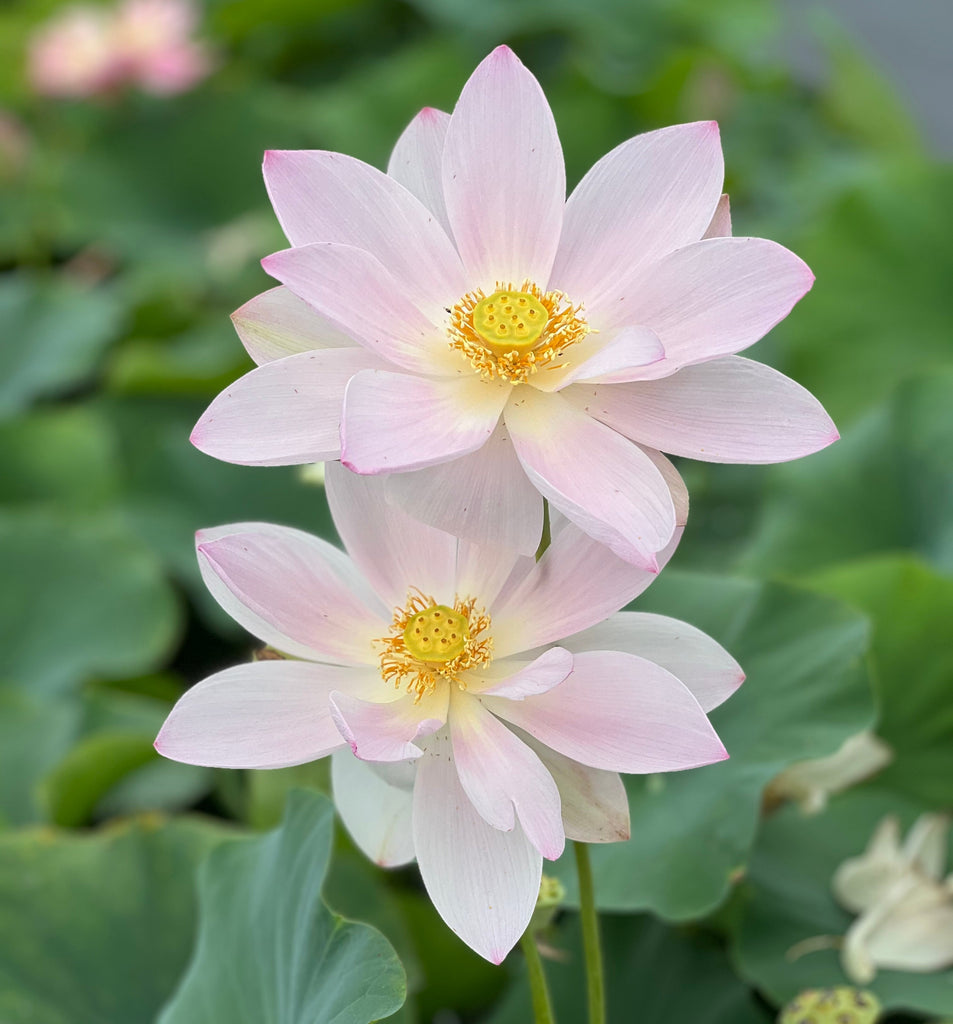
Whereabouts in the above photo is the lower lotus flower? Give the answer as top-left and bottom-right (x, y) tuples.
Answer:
(155, 464), (740, 961)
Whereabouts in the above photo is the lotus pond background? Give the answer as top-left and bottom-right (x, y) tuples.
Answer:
(1, 0), (952, 1021)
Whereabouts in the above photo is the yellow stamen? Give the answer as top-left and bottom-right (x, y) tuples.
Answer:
(448, 280), (590, 385)
(377, 589), (493, 702)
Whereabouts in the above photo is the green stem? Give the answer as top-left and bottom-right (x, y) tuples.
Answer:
(575, 842), (606, 1024)
(535, 498), (551, 562)
(520, 930), (556, 1024)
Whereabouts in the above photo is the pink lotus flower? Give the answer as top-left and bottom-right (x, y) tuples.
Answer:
(155, 464), (740, 962)
(27, 0), (210, 99)
(192, 46), (836, 567)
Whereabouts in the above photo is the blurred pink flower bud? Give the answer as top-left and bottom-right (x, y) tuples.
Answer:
(112, 0), (212, 95)
(27, 6), (118, 98)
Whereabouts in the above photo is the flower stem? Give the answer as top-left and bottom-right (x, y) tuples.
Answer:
(520, 931), (556, 1024)
(575, 842), (606, 1024)
(535, 499), (551, 562)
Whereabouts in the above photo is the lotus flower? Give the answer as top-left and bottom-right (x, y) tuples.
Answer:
(155, 464), (741, 961)
(193, 45), (837, 567)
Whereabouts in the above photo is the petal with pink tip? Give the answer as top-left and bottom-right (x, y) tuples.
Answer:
(413, 730), (541, 963)
(155, 661), (351, 769)
(551, 122), (723, 313)
(341, 370), (510, 474)
(703, 193), (732, 238)
(325, 461), (458, 611)
(505, 388), (676, 567)
(518, 730), (630, 843)
(191, 347), (382, 467)
(563, 612), (744, 712)
(231, 286), (355, 365)
(597, 238), (814, 365)
(386, 422), (544, 557)
(490, 517), (681, 658)
(572, 356), (839, 463)
(197, 523), (385, 665)
(331, 749), (416, 867)
(485, 650), (727, 774)
(450, 691), (564, 859)
(329, 688), (448, 762)
(443, 46), (565, 289)
(262, 149), (466, 315)
(262, 243), (457, 375)
(469, 647), (574, 699)
(387, 107), (452, 236)
(532, 326), (664, 392)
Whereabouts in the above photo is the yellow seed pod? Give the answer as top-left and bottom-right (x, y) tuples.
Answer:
(779, 987), (881, 1024)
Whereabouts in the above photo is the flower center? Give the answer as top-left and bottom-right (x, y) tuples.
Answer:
(377, 589), (493, 702)
(448, 280), (590, 385)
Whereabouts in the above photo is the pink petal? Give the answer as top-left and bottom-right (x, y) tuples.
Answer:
(597, 237), (815, 366)
(191, 348), (382, 467)
(155, 661), (350, 769)
(413, 730), (541, 963)
(442, 45), (565, 289)
(490, 517), (681, 658)
(450, 691), (564, 859)
(231, 286), (355, 366)
(197, 523), (385, 665)
(505, 388), (676, 567)
(329, 688), (448, 762)
(387, 106), (452, 237)
(262, 243), (459, 376)
(518, 730), (630, 843)
(563, 612), (744, 712)
(703, 193), (732, 238)
(470, 647), (574, 699)
(385, 422), (544, 557)
(485, 650), (728, 773)
(571, 356), (839, 463)
(262, 149), (466, 316)
(331, 749), (416, 867)
(532, 326), (665, 392)
(324, 461), (458, 610)
(551, 122), (724, 315)
(341, 369), (510, 474)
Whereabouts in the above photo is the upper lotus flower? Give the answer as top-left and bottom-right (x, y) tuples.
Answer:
(155, 463), (740, 962)
(192, 45), (836, 567)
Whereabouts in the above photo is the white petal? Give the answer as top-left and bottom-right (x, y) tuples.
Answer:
(518, 729), (630, 843)
(324, 461), (458, 610)
(450, 691), (564, 859)
(562, 612), (744, 712)
(551, 121), (723, 315)
(196, 522), (385, 665)
(331, 749), (416, 867)
(232, 286), (356, 365)
(263, 148), (466, 317)
(386, 422), (544, 557)
(442, 46), (565, 289)
(387, 106), (452, 236)
(412, 730), (541, 963)
(155, 661), (351, 769)
(330, 688), (448, 762)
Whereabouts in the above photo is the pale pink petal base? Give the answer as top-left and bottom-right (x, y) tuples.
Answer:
(470, 647), (574, 699)
(155, 661), (349, 769)
(413, 730), (541, 964)
(330, 688), (448, 761)
(331, 749), (416, 867)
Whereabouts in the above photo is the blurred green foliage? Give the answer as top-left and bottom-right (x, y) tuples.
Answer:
(0, 0), (951, 1020)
